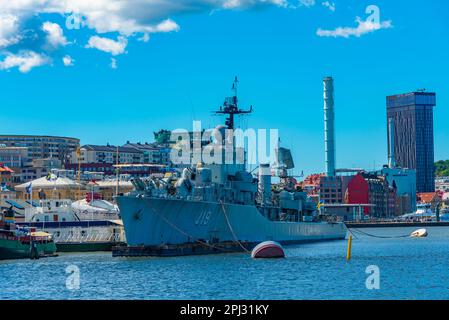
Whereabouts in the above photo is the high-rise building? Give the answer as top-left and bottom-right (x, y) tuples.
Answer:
(387, 91), (436, 192)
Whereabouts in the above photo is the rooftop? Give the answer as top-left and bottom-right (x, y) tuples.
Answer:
(113, 164), (166, 168)
(417, 192), (441, 203)
(94, 180), (134, 188)
(123, 142), (162, 151)
(15, 176), (80, 190)
(0, 135), (80, 141)
(0, 164), (14, 173)
(387, 91), (436, 108)
(82, 145), (142, 153)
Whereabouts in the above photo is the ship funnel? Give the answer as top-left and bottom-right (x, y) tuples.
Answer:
(258, 164), (272, 205)
(323, 76), (336, 177)
(388, 118), (396, 168)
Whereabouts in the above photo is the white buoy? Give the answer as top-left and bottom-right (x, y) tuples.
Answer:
(251, 241), (285, 259)
(410, 228), (428, 238)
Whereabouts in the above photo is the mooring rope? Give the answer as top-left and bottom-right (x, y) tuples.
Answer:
(350, 228), (410, 239)
(346, 228), (359, 240)
(219, 201), (251, 253)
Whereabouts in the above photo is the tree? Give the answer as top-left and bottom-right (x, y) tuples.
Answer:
(435, 160), (449, 177)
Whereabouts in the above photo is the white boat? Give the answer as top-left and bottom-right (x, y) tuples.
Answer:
(16, 199), (125, 252)
(399, 204), (435, 222)
(415, 203), (434, 216)
(410, 228), (428, 237)
(71, 199), (120, 221)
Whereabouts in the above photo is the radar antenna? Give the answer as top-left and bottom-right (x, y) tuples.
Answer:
(214, 76), (253, 130)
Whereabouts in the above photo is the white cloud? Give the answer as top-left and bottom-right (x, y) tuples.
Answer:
(317, 17), (393, 38)
(0, 14), (21, 49)
(138, 33), (150, 42)
(63, 55), (74, 66)
(67, 0), (286, 34)
(0, 0), (291, 72)
(110, 58), (117, 69)
(321, 1), (335, 12)
(0, 51), (49, 73)
(151, 19), (180, 33)
(42, 21), (68, 49)
(0, 1), (289, 35)
(86, 36), (128, 56)
(299, 0), (315, 7)
(223, 0), (288, 9)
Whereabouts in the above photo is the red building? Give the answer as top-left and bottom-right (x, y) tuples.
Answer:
(345, 173), (370, 214)
(345, 173), (397, 218)
(302, 171), (399, 218)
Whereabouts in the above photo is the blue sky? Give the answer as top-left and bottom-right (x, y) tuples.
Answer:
(0, 0), (448, 175)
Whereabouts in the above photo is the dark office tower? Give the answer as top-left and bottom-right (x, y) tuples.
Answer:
(387, 91), (436, 192)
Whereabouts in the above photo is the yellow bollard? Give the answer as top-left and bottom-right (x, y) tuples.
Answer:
(346, 235), (353, 261)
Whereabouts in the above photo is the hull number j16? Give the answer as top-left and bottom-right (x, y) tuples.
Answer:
(195, 210), (211, 226)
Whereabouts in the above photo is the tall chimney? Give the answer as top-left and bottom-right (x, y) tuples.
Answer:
(323, 76), (336, 177)
(388, 118), (396, 168)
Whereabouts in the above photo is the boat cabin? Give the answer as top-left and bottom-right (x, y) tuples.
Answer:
(24, 199), (78, 223)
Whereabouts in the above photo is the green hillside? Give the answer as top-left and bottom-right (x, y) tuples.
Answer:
(435, 160), (449, 177)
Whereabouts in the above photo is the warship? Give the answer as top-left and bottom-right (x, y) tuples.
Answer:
(114, 79), (347, 257)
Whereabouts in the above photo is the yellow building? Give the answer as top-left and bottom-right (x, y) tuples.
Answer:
(93, 180), (135, 202)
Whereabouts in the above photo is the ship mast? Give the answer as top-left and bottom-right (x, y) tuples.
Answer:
(214, 76), (253, 130)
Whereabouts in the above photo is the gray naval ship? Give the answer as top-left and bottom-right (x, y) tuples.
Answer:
(114, 80), (347, 257)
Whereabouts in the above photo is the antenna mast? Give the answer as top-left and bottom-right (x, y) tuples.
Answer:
(214, 76), (253, 130)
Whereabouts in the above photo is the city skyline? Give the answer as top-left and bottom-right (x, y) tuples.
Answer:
(2, 1), (449, 303)
(0, 0), (448, 176)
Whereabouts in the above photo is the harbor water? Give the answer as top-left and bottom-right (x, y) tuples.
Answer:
(1, 226), (449, 300)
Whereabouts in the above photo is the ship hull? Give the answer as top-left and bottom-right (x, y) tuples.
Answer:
(116, 196), (347, 254)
